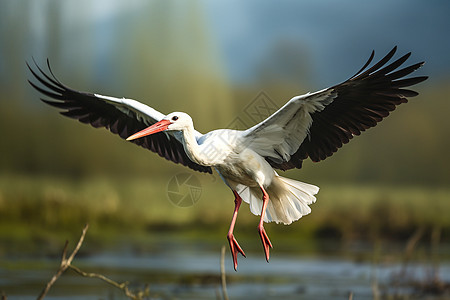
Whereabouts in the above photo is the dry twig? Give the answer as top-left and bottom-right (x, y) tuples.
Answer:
(430, 226), (442, 282)
(37, 224), (89, 300)
(36, 224), (148, 300)
(400, 226), (425, 278)
(69, 265), (149, 299)
(220, 245), (229, 300)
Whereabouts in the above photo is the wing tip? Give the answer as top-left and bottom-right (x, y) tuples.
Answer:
(348, 46), (427, 83)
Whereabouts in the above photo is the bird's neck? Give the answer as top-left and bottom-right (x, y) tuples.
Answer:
(181, 126), (210, 166)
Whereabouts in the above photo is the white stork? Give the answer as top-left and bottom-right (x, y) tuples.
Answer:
(28, 46), (427, 270)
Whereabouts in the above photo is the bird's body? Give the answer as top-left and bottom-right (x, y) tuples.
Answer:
(194, 127), (275, 188)
(147, 112), (319, 227)
(28, 47), (427, 270)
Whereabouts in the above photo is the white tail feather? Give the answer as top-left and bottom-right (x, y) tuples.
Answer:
(236, 175), (319, 225)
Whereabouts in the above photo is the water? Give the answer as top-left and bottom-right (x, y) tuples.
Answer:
(2, 238), (449, 300)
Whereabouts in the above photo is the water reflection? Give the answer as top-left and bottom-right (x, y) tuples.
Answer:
(2, 237), (449, 300)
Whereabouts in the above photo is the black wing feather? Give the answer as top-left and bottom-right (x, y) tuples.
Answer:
(27, 60), (212, 174)
(271, 47), (427, 170)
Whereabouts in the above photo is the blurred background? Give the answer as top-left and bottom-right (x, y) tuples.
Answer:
(0, 0), (449, 299)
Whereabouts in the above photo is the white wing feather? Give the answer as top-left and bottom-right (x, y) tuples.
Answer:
(94, 94), (205, 142)
(242, 88), (335, 164)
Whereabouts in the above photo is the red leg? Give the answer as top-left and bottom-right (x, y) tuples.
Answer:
(258, 185), (273, 262)
(227, 190), (246, 271)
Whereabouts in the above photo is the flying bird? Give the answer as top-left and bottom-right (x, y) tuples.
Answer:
(28, 47), (427, 270)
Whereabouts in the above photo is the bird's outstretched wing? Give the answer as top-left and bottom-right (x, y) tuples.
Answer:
(27, 60), (212, 174)
(243, 46), (428, 170)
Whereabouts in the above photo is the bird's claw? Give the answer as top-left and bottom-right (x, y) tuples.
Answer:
(227, 234), (246, 271)
(258, 226), (273, 262)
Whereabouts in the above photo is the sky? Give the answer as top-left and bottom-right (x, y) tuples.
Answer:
(202, 0), (449, 86)
(2, 0), (448, 89)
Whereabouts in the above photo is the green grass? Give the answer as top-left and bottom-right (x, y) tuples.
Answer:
(0, 174), (449, 254)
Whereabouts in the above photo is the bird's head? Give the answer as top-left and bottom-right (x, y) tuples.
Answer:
(126, 112), (192, 141)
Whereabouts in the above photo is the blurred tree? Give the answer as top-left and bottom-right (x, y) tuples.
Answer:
(0, 0), (233, 177)
(255, 39), (312, 88)
(117, 1), (233, 130)
(0, 1), (447, 186)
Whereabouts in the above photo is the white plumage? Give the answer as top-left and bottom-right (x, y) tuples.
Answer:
(28, 47), (427, 270)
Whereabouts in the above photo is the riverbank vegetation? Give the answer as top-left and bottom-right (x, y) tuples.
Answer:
(1, 174), (448, 257)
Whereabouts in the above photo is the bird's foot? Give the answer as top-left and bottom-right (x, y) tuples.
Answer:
(258, 225), (273, 262)
(227, 234), (246, 271)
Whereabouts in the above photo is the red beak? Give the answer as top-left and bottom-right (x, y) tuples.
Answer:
(126, 119), (172, 141)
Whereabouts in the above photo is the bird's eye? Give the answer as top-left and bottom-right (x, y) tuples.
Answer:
(172, 116), (179, 121)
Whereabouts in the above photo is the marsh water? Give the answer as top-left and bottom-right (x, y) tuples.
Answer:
(2, 234), (450, 300)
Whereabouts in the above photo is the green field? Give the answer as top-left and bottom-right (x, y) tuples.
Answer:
(1, 174), (448, 255)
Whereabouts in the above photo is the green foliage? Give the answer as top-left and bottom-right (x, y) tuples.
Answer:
(0, 1), (448, 184)
(0, 175), (449, 252)
(0, 1), (448, 255)
(1, 83), (448, 184)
